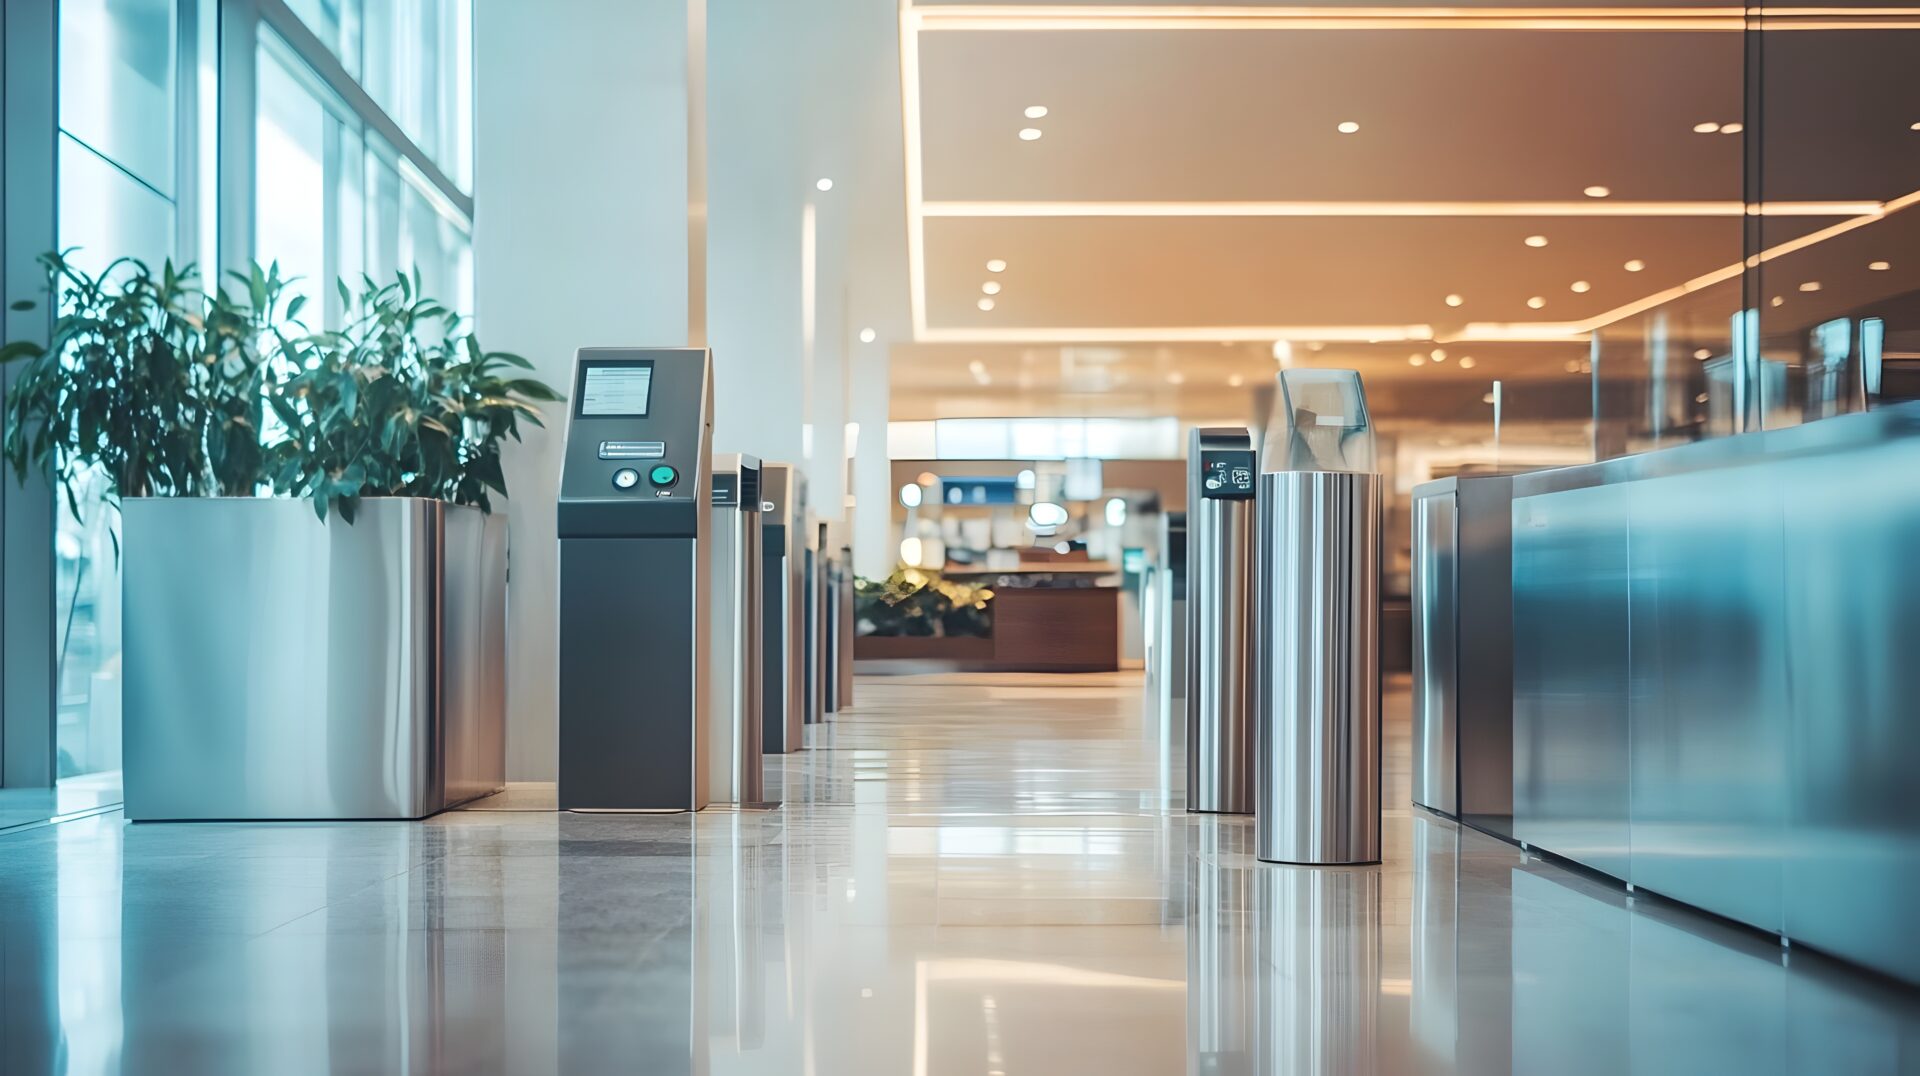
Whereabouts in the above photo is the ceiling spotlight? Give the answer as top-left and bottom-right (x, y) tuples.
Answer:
(1307, 341), (1325, 352)
(1430, 348), (1448, 362)
(1771, 295), (1785, 307)
(1337, 121), (1360, 134)
(1624, 259), (1646, 272)
(1798, 281), (1822, 292)
(1869, 260), (1891, 271)
(1409, 354), (1426, 367)
(1570, 280), (1591, 294)
(1584, 185), (1611, 198)
(815, 178), (833, 191)
(1024, 105), (1049, 119)
(1444, 294), (1464, 308)
(1720, 123), (1744, 135)
(1524, 235), (1549, 248)
(1911, 122), (1920, 131)
(1458, 356), (1477, 370)
(1018, 127), (1043, 141)
(1696, 392), (1712, 404)
(1228, 374), (1245, 388)
(981, 281), (1002, 295)
(1166, 371), (1186, 385)
(1694, 121), (1721, 134)
(1694, 348), (1712, 360)
(986, 259), (1007, 273)
(1527, 296), (1547, 310)
(859, 327), (876, 343)
(1483, 392), (1497, 404)
(977, 297), (996, 311)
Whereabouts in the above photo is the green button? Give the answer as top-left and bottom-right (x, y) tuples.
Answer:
(648, 464), (679, 488)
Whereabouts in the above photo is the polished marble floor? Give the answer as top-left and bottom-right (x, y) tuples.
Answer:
(2, 673), (1917, 1075)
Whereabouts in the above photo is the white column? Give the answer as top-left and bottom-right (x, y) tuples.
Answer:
(475, 0), (704, 782)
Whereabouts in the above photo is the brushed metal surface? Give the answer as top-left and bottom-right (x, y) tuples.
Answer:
(1152, 512), (1187, 735)
(1253, 471), (1382, 865)
(759, 463), (805, 754)
(441, 509), (509, 809)
(835, 556), (855, 708)
(1507, 401), (1920, 983)
(709, 464), (767, 806)
(1512, 484), (1632, 880)
(1186, 429), (1258, 815)
(123, 498), (442, 821)
(1455, 475), (1516, 838)
(1411, 486), (1458, 815)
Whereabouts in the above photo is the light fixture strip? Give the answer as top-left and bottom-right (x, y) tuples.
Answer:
(901, 3), (930, 338)
(921, 199), (1882, 218)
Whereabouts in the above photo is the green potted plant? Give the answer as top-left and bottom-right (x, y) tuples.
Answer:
(2, 255), (561, 821)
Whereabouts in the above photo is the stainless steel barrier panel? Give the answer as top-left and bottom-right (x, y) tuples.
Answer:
(1411, 481), (1459, 816)
(1151, 511), (1187, 732)
(1185, 428), (1259, 814)
(759, 463), (805, 753)
(710, 454), (772, 807)
(1254, 369), (1382, 865)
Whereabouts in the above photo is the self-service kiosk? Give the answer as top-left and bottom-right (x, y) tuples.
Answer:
(557, 347), (712, 811)
(759, 463), (805, 753)
(709, 454), (773, 807)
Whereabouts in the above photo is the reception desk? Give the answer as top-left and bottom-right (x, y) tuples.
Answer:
(1509, 402), (1920, 984)
(854, 571), (1122, 673)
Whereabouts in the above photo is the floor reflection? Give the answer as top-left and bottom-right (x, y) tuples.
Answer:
(0, 674), (1915, 1075)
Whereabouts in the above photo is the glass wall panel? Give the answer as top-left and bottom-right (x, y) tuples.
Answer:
(58, 0), (175, 196)
(362, 0), (473, 190)
(282, 0), (363, 77)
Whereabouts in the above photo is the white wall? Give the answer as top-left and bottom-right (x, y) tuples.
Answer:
(475, 0), (698, 782)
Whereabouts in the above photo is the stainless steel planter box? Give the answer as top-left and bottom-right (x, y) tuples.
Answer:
(122, 498), (507, 821)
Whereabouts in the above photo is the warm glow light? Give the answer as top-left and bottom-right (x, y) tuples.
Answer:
(1695, 348), (1713, 360)
(922, 199), (1882, 219)
(1458, 356), (1477, 369)
(1584, 185), (1611, 198)
(1564, 359), (1582, 373)
(1524, 234), (1549, 248)
(860, 326), (877, 343)
(1337, 121), (1360, 134)
(982, 281), (1002, 295)
(1571, 280), (1592, 293)
(1799, 280), (1822, 292)
(1721, 122), (1744, 135)
(986, 258), (1007, 273)
(1431, 347), (1448, 361)
(1771, 295), (1785, 306)
(900, 536), (924, 566)
(1408, 354), (1426, 366)
(977, 297), (996, 311)
(1624, 259), (1646, 272)
(1228, 374), (1245, 387)
(1445, 294), (1464, 307)
(1271, 340), (1294, 364)
(1025, 105), (1049, 119)
(816, 178), (834, 192)
(1870, 260), (1892, 271)
(1165, 370), (1186, 385)
(1018, 127), (1043, 141)
(1694, 121), (1721, 133)
(1527, 296), (1547, 309)
(1483, 392), (1497, 404)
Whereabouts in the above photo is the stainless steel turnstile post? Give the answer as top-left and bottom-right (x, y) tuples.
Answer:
(1254, 369), (1382, 865)
(1186, 429), (1259, 814)
(710, 454), (774, 808)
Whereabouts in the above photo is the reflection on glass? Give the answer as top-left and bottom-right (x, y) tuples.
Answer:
(282, 0), (363, 76)
(256, 40), (331, 312)
(363, 0), (474, 190)
(58, 0), (176, 196)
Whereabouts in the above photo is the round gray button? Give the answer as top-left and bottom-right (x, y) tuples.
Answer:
(612, 468), (641, 490)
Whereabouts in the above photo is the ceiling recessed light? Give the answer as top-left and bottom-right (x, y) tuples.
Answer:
(1571, 280), (1592, 293)
(1694, 348), (1712, 360)
(1458, 356), (1477, 370)
(815, 178), (833, 192)
(1869, 260), (1892, 271)
(859, 327), (876, 343)
(1720, 122), (1743, 135)
(1527, 296), (1547, 309)
(1624, 259), (1646, 272)
(1431, 348), (1448, 362)
(1337, 121), (1360, 134)
(1696, 392), (1711, 404)
(1524, 235), (1549, 248)
(1307, 341), (1325, 352)
(1444, 294), (1464, 308)
(1770, 295), (1785, 307)
(1228, 374), (1245, 388)
(1584, 185), (1611, 198)
(1018, 128), (1043, 141)
(1910, 122), (1920, 131)
(1024, 105), (1048, 119)
(1409, 354), (1427, 367)
(981, 281), (1002, 295)
(1798, 281), (1822, 292)
(1483, 392), (1497, 404)
(977, 297), (996, 311)
(986, 259), (1007, 273)
(1166, 371), (1186, 385)
(1694, 121), (1721, 134)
